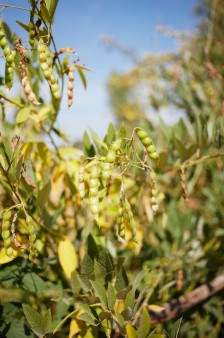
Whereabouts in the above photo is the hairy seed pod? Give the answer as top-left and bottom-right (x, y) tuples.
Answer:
(89, 165), (99, 221)
(1, 210), (13, 257)
(26, 215), (37, 260)
(136, 127), (159, 162)
(124, 197), (136, 239)
(19, 61), (40, 105)
(150, 171), (158, 213)
(15, 39), (27, 62)
(102, 138), (122, 185)
(117, 198), (125, 239)
(68, 61), (75, 107)
(78, 165), (85, 200)
(38, 39), (61, 100)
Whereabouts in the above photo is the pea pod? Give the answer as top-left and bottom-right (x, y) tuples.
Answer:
(38, 39), (61, 100)
(26, 215), (37, 260)
(78, 165), (86, 200)
(0, 21), (16, 91)
(68, 60), (75, 107)
(1, 210), (13, 258)
(117, 198), (125, 239)
(89, 164), (99, 221)
(151, 171), (158, 213)
(135, 127), (159, 162)
(102, 138), (122, 185)
(124, 196), (136, 239)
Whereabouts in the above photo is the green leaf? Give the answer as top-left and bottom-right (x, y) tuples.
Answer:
(94, 260), (106, 282)
(105, 122), (116, 144)
(40, 308), (52, 334)
(89, 128), (107, 155)
(2, 137), (13, 163)
(117, 122), (127, 138)
(78, 313), (97, 326)
(98, 249), (113, 283)
(22, 304), (44, 338)
(16, 21), (29, 32)
(40, 4), (52, 24)
(133, 286), (150, 316)
(90, 280), (108, 308)
(87, 234), (99, 259)
(77, 67), (87, 89)
(107, 282), (116, 310)
(133, 270), (148, 290)
(5, 319), (34, 338)
(115, 266), (129, 291)
(78, 303), (98, 320)
(81, 253), (95, 279)
(137, 307), (150, 338)
(15, 155), (23, 182)
(16, 107), (31, 124)
(36, 181), (51, 209)
(170, 317), (182, 338)
(22, 272), (48, 292)
(82, 131), (96, 157)
(124, 288), (135, 309)
(49, 0), (59, 23)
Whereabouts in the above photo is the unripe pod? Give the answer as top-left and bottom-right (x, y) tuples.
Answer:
(135, 127), (159, 163)
(89, 164), (99, 221)
(0, 21), (16, 91)
(38, 39), (61, 100)
(117, 201), (125, 239)
(102, 138), (123, 186)
(149, 152), (159, 161)
(78, 165), (86, 200)
(110, 138), (122, 152)
(26, 215), (37, 260)
(146, 145), (156, 153)
(28, 20), (35, 47)
(150, 171), (158, 213)
(1, 210), (13, 257)
(124, 197), (136, 239)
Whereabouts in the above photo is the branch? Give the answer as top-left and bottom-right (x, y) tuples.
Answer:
(147, 273), (224, 324)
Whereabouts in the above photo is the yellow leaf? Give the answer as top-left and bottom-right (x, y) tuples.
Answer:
(69, 310), (84, 338)
(126, 323), (137, 338)
(58, 236), (78, 279)
(148, 304), (165, 312)
(0, 247), (18, 264)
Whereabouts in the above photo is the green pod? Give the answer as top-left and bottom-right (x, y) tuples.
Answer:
(135, 127), (148, 140)
(89, 186), (98, 197)
(146, 144), (156, 153)
(4, 237), (11, 248)
(28, 21), (35, 47)
(106, 150), (116, 163)
(2, 210), (12, 223)
(41, 62), (49, 72)
(149, 152), (159, 160)
(2, 230), (10, 240)
(110, 138), (122, 152)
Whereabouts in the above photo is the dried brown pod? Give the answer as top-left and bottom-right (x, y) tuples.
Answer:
(180, 166), (188, 202)
(19, 61), (40, 105)
(57, 47), (76, 55)
(67, 60), (75, 107)
(15, 39), (27, 63)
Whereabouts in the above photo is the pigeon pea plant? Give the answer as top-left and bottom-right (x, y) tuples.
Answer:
(0, 1), (224, 338)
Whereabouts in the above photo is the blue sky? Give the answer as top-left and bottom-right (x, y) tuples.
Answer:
(1, 0), (199, 141)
